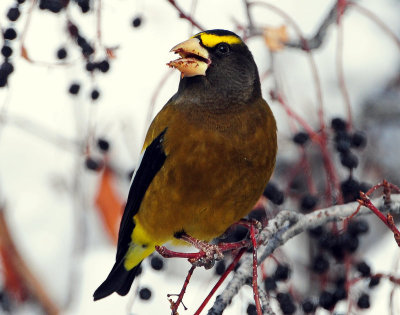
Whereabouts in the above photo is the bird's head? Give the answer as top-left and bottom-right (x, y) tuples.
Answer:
(168, 29), (261, 105)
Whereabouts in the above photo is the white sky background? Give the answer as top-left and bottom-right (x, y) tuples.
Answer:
(0, 0), (400, 314)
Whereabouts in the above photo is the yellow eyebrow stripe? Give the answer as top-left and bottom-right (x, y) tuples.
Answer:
(195, 33), (242, 48)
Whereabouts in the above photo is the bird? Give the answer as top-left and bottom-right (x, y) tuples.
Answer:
(93, 29), (277, 301)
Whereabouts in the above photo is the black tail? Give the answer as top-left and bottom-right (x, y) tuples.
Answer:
(93, 260), (142, 301)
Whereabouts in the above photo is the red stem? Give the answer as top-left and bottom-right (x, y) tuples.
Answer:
(194, 248), (246, 315)
(359, 193), (400, 242)
(276, 93), (341, 205)
(250, 225), (262, 315)
(336, 15), (353, 131)
(170, 265), (196, 314)
(250, 1), (325, 131)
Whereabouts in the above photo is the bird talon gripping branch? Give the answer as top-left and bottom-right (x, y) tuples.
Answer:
(93, 29), (277, 302)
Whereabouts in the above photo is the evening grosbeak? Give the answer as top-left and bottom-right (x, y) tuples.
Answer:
(93, 29), (277, 300)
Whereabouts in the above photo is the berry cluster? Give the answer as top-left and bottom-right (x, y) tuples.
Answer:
(331, 117), (369, 202)
(39, 0), (90, 14)
(67, 21), (94, 57)
(84, 138), (110, 172)
(0, 0), (23, 87)
(306, 219), (376, 311)
(248, 217), (375, 313)
(85, 59), (110, 73)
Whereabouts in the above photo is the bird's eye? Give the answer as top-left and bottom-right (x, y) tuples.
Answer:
(216, 43), (230, 55)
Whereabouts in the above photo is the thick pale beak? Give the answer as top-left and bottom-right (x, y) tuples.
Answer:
(167, 37), (211, 78)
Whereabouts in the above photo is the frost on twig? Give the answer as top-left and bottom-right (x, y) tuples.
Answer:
(208, 194), (400, 314)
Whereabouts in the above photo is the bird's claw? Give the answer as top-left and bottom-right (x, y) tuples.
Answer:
(188, 243), (224, 269)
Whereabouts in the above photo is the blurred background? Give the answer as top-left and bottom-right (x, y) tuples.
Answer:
(0, 0), (400, 314)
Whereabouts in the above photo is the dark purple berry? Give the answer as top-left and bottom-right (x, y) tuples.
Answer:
(68, 22), (79, 37)
(263, 182), (284, 205)
(319, 290), (336, 310)
(369, 276), (380, 288)
(4, 28), (17, 40)
(1, 45), (12, 58)
(264, 277), (277, 291)
(224, 225), (248, 243)
(68, 83), (80, 95)
(39, 0), (64, 13)
(85, 157), (103, 171)
(248, 208), (266, 222)
(76, 0), (90, 13)
(308, 225), (325, 238)
(341, 177), (361, 202)
(300, 194), (318, 212)
(331, 117), (347, 132)
(56, 47), (67, 59)
(336, 276), (346, 287)
(359, 182), (371, 193)
(357, 293), (370, 309)
(342, 232), (359, 253)
(246, 303), (257, 315)
(0, 63), (11, 86)
(274, 264), (291, 281)
(17, 0), (26, 3)
(7, 7), (20, 21)
(293, 131), (309, 145)
(356, 261), (371, 277)
(334, 131), (351, 153)
(302, 299), (316, 313)
(98, 60), (110, 73)
(132, 16), (142, 28)
(1, 61), (14, 75)
(91, 89), (100, 100)
(312, 255), (329, 274)
(351, 131), (367, 149)
(340, 151), (359, 169)
(333, 285), (347, 301)
(277, 293), (296, 315)
(139, 287), (151, 300)
(150, 256), (164, 271)
(77, 35), (94, 56)
(347, 219), (369, 236)
(86, 62), (96, 72)
(0, 76), (7, 88)
(215, 260), (225, 276)
(97, 138), (110, 152)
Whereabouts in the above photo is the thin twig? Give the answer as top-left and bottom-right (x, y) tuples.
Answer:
(166, 0), (205, 31)
(170, 265), (196, 314)
(336, 16), (353, 130)
(250, 225), (262, 315)
(195, 248), (246, 315)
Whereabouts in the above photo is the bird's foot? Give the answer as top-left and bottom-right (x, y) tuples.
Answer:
(178, 233), (224, 269)
(155, 241), (223, 269)
(235, 218), (262, 233)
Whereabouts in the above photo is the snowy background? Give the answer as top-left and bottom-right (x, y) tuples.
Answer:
(0, 0), (400, 314)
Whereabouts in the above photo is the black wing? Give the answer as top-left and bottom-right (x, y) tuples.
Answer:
(93, 128), (167, 300)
